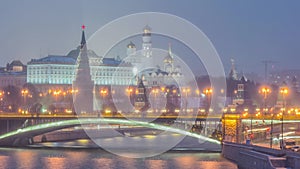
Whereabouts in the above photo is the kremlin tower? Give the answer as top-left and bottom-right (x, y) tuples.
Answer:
(73, 25), (94, 114)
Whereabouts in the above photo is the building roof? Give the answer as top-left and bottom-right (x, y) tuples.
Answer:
(143, 25), (151, 31)
(0, 71), (27, 76)
(28, 55), (76, 65)
(143, 25), (151, 36)
(10, 60), (24, 66)
(127, 41), (136, 48)
(163, 53), (173, 64)
(102, 58), (122, 66)
(66, 47), (80, 59)
(240, 75), (247, 84)
(142, 67), (168, 76)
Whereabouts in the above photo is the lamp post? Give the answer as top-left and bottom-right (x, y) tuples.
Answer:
(21, 89), (29, 110)
(126, 87), (134, 105)
(259, 86), (271, 147)
(182, 87), (191, 114)
(100, 88), (108, 114)
(280, 87), (288, 149)
(203, 87), (213, 113)
(151, 88), (159, 113)
(270, 113), (274, 148)
(259, 86), (271, 116)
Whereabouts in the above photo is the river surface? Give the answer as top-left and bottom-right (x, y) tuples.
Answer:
(0, 147), (237, 169)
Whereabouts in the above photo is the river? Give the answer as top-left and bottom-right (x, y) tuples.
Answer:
(0, 147), (237, 169)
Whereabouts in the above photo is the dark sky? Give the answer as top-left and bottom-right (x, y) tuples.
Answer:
(0, 0), (299, 75)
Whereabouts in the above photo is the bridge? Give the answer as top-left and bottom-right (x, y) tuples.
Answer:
(1, 111), (300, 156)
(0, 113), (223, 139)
(0, 117), (221, 149)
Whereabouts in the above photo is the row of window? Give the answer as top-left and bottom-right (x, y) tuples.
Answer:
(28, 71), (75, 75)
(28, 67), (132, 74)
(0, 79), (26, 86)
(28, 78), (134, 85)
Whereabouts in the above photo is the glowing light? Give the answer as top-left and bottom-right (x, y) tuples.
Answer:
(280, 87), (289, 95)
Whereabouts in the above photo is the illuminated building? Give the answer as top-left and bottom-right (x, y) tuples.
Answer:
(134, 79), (149, 111)
(27, 32), (135, 93)
(0, 60), (27, 88)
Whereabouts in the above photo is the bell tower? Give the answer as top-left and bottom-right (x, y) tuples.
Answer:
(142, 25), (152, 58)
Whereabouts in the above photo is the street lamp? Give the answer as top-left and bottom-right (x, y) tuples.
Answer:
(151, 88), (159, 113)
(280, 87), (288, 149)
(21, 89), (29, 107)
(259, 86), (271, 115)
(203, 87), (213, 112)
(126, 87), (134, 104)
(259, 86), (272, 147)
(270, 113), (274, 148)
(100, 88), (108, 112)
(182, 87), (191, 113)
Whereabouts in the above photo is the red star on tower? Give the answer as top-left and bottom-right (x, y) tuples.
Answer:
(81, 25), (86, 30)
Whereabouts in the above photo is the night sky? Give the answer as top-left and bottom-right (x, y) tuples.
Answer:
(0, 0), (299, 75)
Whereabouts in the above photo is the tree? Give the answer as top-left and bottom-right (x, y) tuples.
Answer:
(3, 85), (21, 112)
(22, 83), (39, 106)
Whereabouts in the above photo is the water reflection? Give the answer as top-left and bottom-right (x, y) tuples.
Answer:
(14, 149), (38, 169)
(174, 156), (197, 168)
(93, 158), (115, 168)
(145, 160), (168, 169)
(0, 148), (236, 169)
(0, 156), (8, 169)
(43, 157), (66, 169)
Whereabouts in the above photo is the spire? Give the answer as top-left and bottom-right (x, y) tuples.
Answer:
(168, 43), (173, 58)
(80, 25), (86, 49)
(229, 58), (238, 80)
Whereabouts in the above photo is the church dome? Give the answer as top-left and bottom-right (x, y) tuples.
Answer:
(127, 41), (136, 48)
(143, 25), (151, 36)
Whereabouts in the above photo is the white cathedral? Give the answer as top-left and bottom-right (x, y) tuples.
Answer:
(126, 25), (182, 88)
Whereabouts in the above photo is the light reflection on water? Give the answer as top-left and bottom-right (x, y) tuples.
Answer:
(0, 148), (237, 169)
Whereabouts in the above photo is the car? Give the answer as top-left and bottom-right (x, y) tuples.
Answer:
(290, 145), (300, 152)
(280, 139), (294, 149)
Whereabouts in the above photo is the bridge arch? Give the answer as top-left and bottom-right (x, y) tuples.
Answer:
(0, 118), (220, 146)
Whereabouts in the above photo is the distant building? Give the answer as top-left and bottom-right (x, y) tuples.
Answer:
(269, 69), (300, 86)
(0, 60), (27, 88)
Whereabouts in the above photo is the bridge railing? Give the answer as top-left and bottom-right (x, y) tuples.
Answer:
(0, 112), (223, 120)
